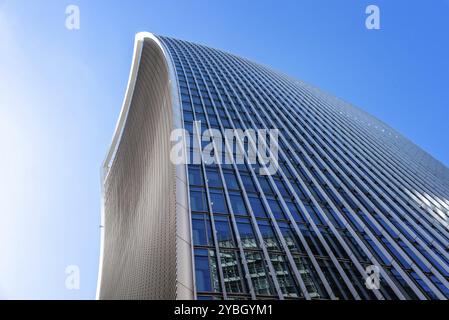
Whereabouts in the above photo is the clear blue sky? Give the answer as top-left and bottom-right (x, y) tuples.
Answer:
(0, 0), (447, 299)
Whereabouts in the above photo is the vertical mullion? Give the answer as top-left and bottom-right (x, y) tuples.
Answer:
(179, 43), (257, 300)
(183, 42), (289, 300)
(245, 61), (449, 295)
(195, 44), (328, 300)
(209, 49), (366, 300)
(233, 57), (432, 298)
(171, 46), (228, 299)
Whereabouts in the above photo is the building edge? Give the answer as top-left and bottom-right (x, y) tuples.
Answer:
(96, 32), (194, 300)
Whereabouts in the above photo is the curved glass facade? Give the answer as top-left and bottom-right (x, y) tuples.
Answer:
(99, 33), (449, 300)
(159, 35), (449, 300)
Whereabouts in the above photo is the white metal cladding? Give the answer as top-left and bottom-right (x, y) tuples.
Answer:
(158, 35), (449, 300)
(98, 34), (193, 300)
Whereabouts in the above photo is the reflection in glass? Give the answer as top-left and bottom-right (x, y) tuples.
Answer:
(244, 251), (273, 296)
(269, 253), (300, 298)
(257, 220), (280, 250)
(220, 250), (247, 294)
(194, 249), (220, 293)
(214, 216), (235, 248)
(236, 218), (258, 248)
(192, 213), (213, 246)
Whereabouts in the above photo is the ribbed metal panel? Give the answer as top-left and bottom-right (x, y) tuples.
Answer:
(99, 38), (181, 299)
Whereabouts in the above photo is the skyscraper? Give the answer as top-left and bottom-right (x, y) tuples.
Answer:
(97, 33), (449, 300)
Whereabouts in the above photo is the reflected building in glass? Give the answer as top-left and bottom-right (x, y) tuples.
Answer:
(97, 33), (449, 300)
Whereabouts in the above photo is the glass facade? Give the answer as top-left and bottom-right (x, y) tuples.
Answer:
(157, 35), (449, 300)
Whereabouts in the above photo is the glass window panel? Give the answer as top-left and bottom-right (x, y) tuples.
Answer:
(195, 255), (212, 292)
(267, 199), (286, 220)
(293, 256), (329, 299)
(224, 171), (240, 190)
(304, 203), (323, 225)
(192, 213), (213, 246)
(298, 224), (325, 256)
(258, 176), (273, 194)
(190, 188), (208, 212)
(319, 259), (353, 300)
(241, 173), (257, 193)
(244, 251), (273, 296)
(220, 250), (247, 294)
(278, 222), (303, 253)
(274, 179), (291, 198)
(188, 165), (203, 186)
(194, 249), (221, 293)
(236, 217), (258, 248)
(209, 190), (228, 214)
(206, 168), (223, 188)
(269, 253), (300, 298)
(183, 111), (194, 121)
(257, 220), (281, 250)
(248, 196), (267, 218)
(229, 193), (248, 216)
(286, 201), (306, 223)
(214, 216), (235, 248)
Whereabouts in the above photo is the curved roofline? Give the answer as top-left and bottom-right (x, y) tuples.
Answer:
(102, 32), (174, 181)
(97, 32), (182, 299)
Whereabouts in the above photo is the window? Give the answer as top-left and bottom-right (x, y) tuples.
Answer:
(206, 168), (223, 188)
(248, 196), (267, 218)
(220, 250), (247, 293)
(293, 182), (308, 201)
(209, 190), (228, 213)
(257, 220), (280, 250)
(258, 176), (273, 194)
(214, 216), (235, 248)
(229, 192), (248, 215)
(268, 199), (286, 220)
(278, 222), (303, 253)
(269, 253), (300, 298)
(285, 201), (306, 223)
(195, 254), (211, 292)
(192, 213), (213, 246)
(240, 173), (256, 193)
(224, 171), (240, 190)
(183, 111), (194, 121)
(244, 251), (273, 296)
(274, 179), (291, 198)
(189, 165), (203, 186)
(182, 101), (192, 112)
(194, 249), (220, 293)
(236, 217), (257, 248)
(293, 256), (328, 299)
(190, 187), (208, 212)
(298, 224), (323, 256)
(304, 203), (323, 225)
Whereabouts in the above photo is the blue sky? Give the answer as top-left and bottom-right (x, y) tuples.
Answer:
(0, 0), (447, 299)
